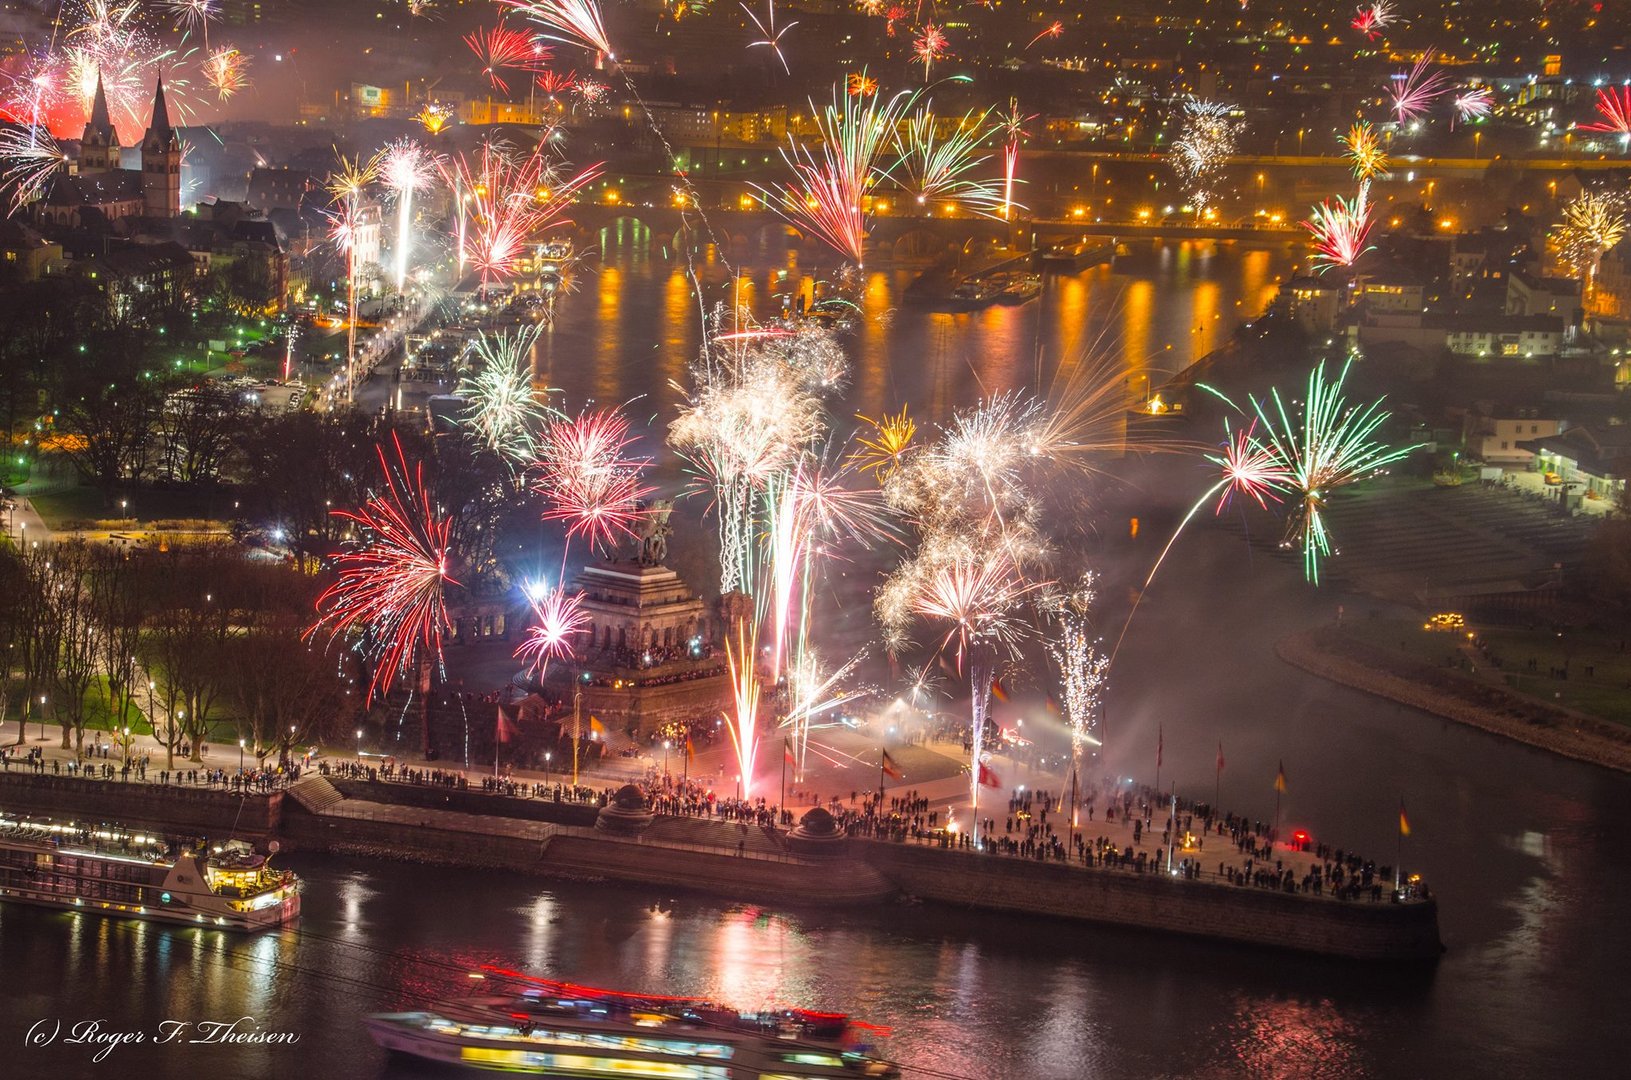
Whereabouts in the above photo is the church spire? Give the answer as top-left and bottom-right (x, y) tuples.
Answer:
(88, 71), (111, 133)
(148, 76), (172, 141)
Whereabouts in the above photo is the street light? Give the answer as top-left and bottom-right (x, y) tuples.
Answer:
(122, 726), (131, 769)
(663, 739), (671, 780)
(238, 738), (245, 772)
(544, 750), (552, 784)
(356, 727), (364, 759)
(37, 695), (46, 741)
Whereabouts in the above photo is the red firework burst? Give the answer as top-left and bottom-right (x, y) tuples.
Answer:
(515, 585), (591, 675)
(308, 434), (458, 702)
(1581, 86), (1631, 136)
(465, 25), (552, 95)
(532, 407), (655, 554)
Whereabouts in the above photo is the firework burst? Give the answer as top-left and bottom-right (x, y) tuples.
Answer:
(464, 24), (551, 95)
(1025, 21), (1063, 50)
(743, 0), (798, 73)
(498, 0), (615, 60)
(457, 325), (557, 463)
(755, 77), (920, 264)
(891, 104), (1003, 215)
(1251, 358), (1417, 583)
(440, 139), (601, 285)
(202, 45), (249, 100)
(380, 137), (441, 291)
(515, 585), (590, 676)
(1340, 120), (1389, 182)
(0, 125), (68, 214)
(849, 408), (916, 481)
(415, 102), (453, 135)
(1045, 574), (1109, 770)
(1580, 86), (1631, 142)
(913, 23), (947, 81)
(1554, 190), (1628, 295)
(307, 435), (458, 703)
(1171, 98), (1241, 212)
(1389, 57), (1449, 123)
(1452, 87), (1492, 124)
(532, 406), (655, 555)
(1350, 1), (1393, 40)
(1303, 181), (1376, 273)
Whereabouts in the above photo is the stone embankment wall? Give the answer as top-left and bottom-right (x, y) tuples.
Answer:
(1278, 628), (1631, 773)
(858, 842), (1443, 961)
(0, 773), (281, 838)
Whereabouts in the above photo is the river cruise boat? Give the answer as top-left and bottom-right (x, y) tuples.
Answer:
(0, 813), (300, 931)
(365, 970), (901, 1079)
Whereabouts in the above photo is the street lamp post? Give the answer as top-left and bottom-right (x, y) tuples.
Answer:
(37, 695), (46, 741)
(544, 751), (552, 785)
(663, 739), (671, 781)
(238, 738), (245, 773)
(122, 726), (131, 770)
(356, 728), (364, 759)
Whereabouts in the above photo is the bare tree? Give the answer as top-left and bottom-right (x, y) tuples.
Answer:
(226, 621), (349, 767)
(156, 383), (248, 486)
(88, 545), (144, 754)
(10, 545), (61, 745)
(48, 544), (100, 755)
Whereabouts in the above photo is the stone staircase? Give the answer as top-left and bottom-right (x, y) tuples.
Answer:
(287, 775), (347, 815)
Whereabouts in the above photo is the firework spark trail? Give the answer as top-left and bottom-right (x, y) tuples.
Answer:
(1303, 181), (1376, 273)
(514, 585), (591, 677)
(380, 137), (441, 292)
(742, 0), (798, 73)
(1580, 86), (1631, 141)
(439, 139), (601, 287)
(307, 434), (458, 703)
(1025, 21), (1063, 50)
(847, 72), (878, 97)
(325, 150), (384, 403)
(778, 647), (869, 772)
(1108, 418), (1293, 664)
(415, 102), (453, 135)
(1554, 190), (1628, 295)
(670, 318), (848, 593)
(997, 100), (1034, 222)
(1045, 574), (1110, 773)
(533, 406), (655, 559)
(1389, 57), (1449, 123)
(723, 617), (762, 799)
(756, 76), (921, 264)
(464, 24), (551, 94)
(1340, 120), (1389, 182)
(1171, 98), (1240, 212)
(457, 324), (558, 463)
(498, 0), (615, 59)
(891, 103), (1003, 215)
(913, 23), (947, 81)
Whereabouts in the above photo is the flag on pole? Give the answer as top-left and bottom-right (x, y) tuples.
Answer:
(1216, 742), (1225, 773)
(1274, 760), (1287, 793)
(1157, 725), (1163, 768)
(588, 715), (606, 737)
(990, 678), (1009, 703)
(978, 762), (1002, 788)
(784, 739), (796, 766)
(881, 750), (904, 780)
(685, 736), (695, 762)
(1399, 799), (1411, 837)
(496, 705), (519, 744)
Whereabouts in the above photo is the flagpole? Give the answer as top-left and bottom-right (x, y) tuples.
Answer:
(1215, 743), (1221, 811)
(572, 689), (581, 787)
(1167, 782), (1176, 875)
(1396, 797), (1404, 892)
(1154, 723), (1161, 794)
(780, 738), (788, 818)
(877, 743), (885, 808)
(1068, 766), (1078, 855)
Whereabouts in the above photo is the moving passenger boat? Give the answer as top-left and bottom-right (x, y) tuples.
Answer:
(0, 813), (300, 931)
(365, 970), (901, 1078)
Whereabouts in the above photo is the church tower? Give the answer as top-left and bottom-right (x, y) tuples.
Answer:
(141, 77), (182, 218)
(78, 73), (119, 174)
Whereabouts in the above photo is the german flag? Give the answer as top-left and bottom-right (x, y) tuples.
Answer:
(990, 678), (1009, 703)
(1399, 799), (1411, 837)
(978, 762), (1002, 788)
(784, 739), (796, 766)
(881, 750), (904, 780)
(685, 737), (695, 762)
(1274, 760), (1287, 794)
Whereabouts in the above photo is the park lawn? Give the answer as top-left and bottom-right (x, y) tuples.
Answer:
(1336, 617), (1631, 727)
(77, 676), (154, 736)
(28, 484), (232, 530)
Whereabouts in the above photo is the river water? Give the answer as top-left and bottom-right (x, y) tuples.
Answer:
(3, 240), (1624, 1079)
